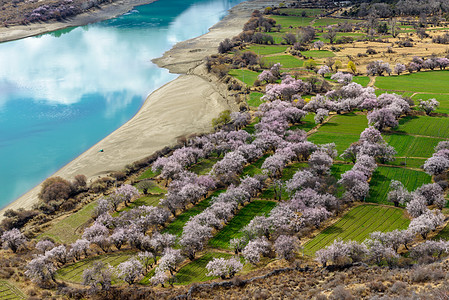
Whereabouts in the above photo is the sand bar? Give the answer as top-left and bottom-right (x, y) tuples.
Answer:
(0, 0), (281, 218)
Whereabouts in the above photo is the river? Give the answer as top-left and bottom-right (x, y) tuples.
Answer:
(0, 0), (244, 209)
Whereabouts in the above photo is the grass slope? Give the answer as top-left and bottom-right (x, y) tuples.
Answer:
(304, 205), (410, 255)
(228, 69), (260, 86)
(383, 134), (443, 158)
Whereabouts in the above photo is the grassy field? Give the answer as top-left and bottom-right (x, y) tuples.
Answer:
(163, 190), (226, 236)
(301, 50), (335, 58)
(174, 252), (233, 285)
(247, 92), (265, 107)
(243, 45), (288, 55)
(308, 131), (360, 155)
(367, 166), (431, 205)
(396, 116), (449, 138)
(278, 8), (324, 17)
(316, 113), (368, 135)
(40, 200), (97, 244)
(228, 69), (260, 86)
(375, 70), (449, 93)
(56, 252), (134, 284)
(261, 162), (308, 200)
(353, 76), (370, 87)
(304, 205), (410, 255)
(189, 157), (220, 175)
(262, 55), (304, 69)
(412, 93), (449, 114)
(0, 281), (25, 300)
(434, 222), (449, 241)
(269, 15), (314, 28)
(382, 134), (444, 158)
(138, 168), (158, 180)
(209, 200), (277, 249)
(313, 18), (361, 27)
(241, 154), (269, 177)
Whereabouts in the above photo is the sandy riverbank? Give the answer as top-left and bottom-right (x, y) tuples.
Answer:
(0, 0), (282, 218)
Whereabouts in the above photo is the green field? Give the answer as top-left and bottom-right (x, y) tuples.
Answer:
(244, 45), (288, 55)
(396, 116), (449, 138)
(163, 190), (225, 236)
(412, 93), (449, 114)
(288, 112), (316, 132)
(301, 50), (335, 58)
(316, 113), (368, 135)
(209, 200), (277, 249)
(247, 92), (265, 107)
(277, 8), (324, 17)
(434, 222), (449, 241)
(382, 134), (444, 158)
(138, 168), (158, 180)
(261, 162), (308, 200)
(241, 154), (269, 177)
(353, 76), (370, 87)
(228, 69), (260, 86)
(313, 18), (361, 27)
(0, 281), (25, 300)
(262, 55), (304, 69)
(40, 200), (97, 244)
(375, 70), (449, 93)
(304, 205), (410, 255)
(269, 15), (314, 29)
(174, 252), (233, 285)
(367, 166), (431, 205)
(308, 131), (360, 155)
(189, 157), (220, 175)
(56, 252), (134, 283)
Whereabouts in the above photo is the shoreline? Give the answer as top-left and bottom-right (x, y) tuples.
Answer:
(0, 0), (159, 43)
(0, 0), (281, 218)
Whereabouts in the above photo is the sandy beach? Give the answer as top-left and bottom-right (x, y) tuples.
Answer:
(0, 0), (281, 218)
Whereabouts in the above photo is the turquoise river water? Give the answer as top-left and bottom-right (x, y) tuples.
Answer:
(0, 0), (244, 209)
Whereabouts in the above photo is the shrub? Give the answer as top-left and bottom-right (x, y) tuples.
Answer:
(39, 177), (72, 203)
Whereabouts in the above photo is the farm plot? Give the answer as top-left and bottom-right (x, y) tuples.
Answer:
(189, 157), (220, 175)
(303, 205), (410, 255)
(308, 131), (360, 155)
(163, 189), (226, 236)
(396, 116), (449, 139)
(56, 252), (134, 283)
(247, 92), (264, 107)
(353, 76), (370, 87)
(313, 18), (361, 27)
(412, 93), (449, 114)
(382, 134), (444, 158)
(262, 55), (304, 69)
(278, 8), (324, 17)
(288, 112), (316, 132)
(375, 70), (449, 93)
(243, 45), (288, 56)
(434, 222), (449, 241)
(300, 50), (335, 58)
(209, 200), (277, 249)
(39, 200), (97, 244)
(367, 166), (431, 205)
(0, 281), (25, 300)
(174, 252), (233, 285)
(261, 162), (308, 200)
(317, 113), (368, 135)
(269, 15), (314, 29)
(228, 69), (260, 86)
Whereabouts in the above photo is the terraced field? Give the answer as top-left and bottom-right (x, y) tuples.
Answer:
(396, 116), (449, 138)
(412, 93), (449, 114)
(56, 252), (134, 283)
(0, 281), (25, 300)
(243, 45), (288, 55)
(382, 134), (444, 158)
(174, 252), (233, 285)
(367, 166), (432, 205)
(228, 69), (260, 86)
(209, 200), (277, 249)
(262, 55), (304, 68)
(375, 70), (449, 93)
(304, 205), (410, 255)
